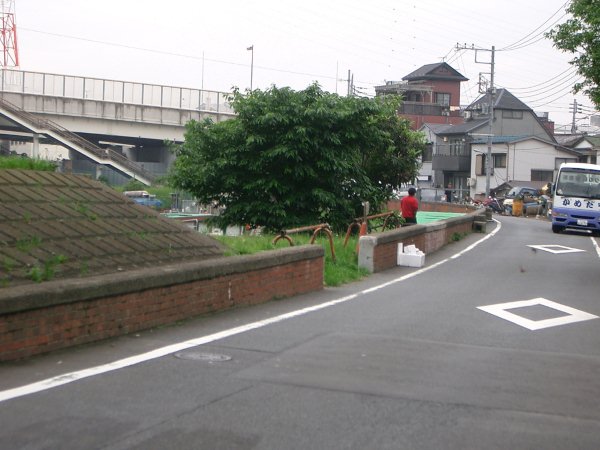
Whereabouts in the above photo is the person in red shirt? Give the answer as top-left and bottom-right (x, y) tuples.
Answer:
(400, 187), (419, 225)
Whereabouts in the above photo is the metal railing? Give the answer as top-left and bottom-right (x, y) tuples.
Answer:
(0, 68), (235, 115)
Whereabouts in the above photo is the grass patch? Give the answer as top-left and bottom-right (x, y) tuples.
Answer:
(28, 255), (68, 283)
(0, 156), (57, 171)
(215, 233), (370, 287)
(16, 235), (42, 252)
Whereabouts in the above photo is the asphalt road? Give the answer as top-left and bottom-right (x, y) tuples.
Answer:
(1, 215), (599, 450)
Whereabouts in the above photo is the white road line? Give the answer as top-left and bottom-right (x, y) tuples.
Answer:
(0, 220), (502, 403)
(477, 298), (599, 330)
(591, 236), (600, 259)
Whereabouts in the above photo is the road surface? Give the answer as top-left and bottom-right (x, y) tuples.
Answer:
(1, 215), (599, 449)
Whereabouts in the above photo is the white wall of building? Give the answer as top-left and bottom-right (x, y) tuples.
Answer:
(469, 138), (576, 197)
(9, 141), (69, 160)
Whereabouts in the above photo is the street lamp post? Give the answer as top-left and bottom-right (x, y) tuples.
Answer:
(247, 45), (254, 91)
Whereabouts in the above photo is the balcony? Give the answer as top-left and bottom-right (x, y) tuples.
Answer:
(400, 101), (444, 116)
(431, 143), (471, 172)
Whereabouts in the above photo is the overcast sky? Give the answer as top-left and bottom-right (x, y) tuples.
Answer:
(13, 0), (598, 132)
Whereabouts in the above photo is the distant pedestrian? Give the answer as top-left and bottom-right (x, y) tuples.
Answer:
(445, 183), (453, 203)
(401, 187), (418, 225)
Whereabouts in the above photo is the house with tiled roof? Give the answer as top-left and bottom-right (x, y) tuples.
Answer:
(420, 88), (577, 199)
(374, 62), (468, 130)
(554, 134), (599, 164)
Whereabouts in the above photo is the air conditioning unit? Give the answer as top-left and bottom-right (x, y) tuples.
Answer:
(467, 178), (477, 187)
(463, 110), (472, 119)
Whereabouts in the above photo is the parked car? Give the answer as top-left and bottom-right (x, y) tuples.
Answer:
(502, 186), (540, 207)
(501, 186), (540, 215)
(132, 196), (163, 209)
(123, 190), (163, 209)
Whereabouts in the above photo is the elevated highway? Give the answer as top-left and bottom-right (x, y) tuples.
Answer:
(0, 69), (235, 184)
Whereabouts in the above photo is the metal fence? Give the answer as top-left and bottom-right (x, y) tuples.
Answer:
(418, 187), (471, 203)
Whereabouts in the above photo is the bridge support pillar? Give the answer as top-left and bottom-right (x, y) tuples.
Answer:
(32, 133), (40, 158)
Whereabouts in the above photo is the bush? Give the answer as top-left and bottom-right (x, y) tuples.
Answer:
(0, 156), (57, 171)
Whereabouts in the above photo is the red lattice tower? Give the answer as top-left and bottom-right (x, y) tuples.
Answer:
(0, 0), (18, 67)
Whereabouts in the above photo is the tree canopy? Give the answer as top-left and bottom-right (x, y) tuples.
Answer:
(546, 0), (600, 109)
(170, 84), (424, 232)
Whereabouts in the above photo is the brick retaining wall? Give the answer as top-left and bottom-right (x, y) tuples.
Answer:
(0, 245), (324, 361)
(358, 207), (484, 273)
(0, 204), (484, 362)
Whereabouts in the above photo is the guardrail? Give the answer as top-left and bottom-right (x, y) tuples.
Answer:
(272, 223), (336, 262)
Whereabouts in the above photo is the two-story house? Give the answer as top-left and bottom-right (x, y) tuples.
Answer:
(374, 62), (468, 131)
(375, 62), (468, 188)
(425, 88), (579, 199)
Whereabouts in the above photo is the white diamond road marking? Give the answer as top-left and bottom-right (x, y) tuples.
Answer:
(527, 244), (585, 254)
(477, 298), (598, 331)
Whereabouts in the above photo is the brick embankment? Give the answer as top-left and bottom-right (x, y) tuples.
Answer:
(0, 245), (324, 361)
(0, 171), (482, 363)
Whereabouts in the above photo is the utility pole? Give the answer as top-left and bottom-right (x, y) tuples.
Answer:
(347, 70), (354, 97)
(569, 99), (581, 134)
(457, 44), (495, 197)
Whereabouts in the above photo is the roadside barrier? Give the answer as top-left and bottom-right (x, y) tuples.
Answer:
(272, 223), (336, 262)
(343, 211), (402, 247)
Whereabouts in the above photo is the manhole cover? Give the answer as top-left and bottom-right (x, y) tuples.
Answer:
(173, 351), (232, 362)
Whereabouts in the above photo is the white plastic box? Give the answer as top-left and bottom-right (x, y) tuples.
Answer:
(397, 243), (426, 267)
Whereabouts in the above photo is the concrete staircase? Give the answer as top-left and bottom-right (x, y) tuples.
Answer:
(0, 96), (156, 185)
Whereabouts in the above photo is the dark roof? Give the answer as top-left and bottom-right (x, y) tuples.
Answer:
(402, 62), (468, 82)
(468, 88), (531, 111)
(435, 118), (489, 136)
(0, 169), (225, 288)
(420, 123), (453, 134)
(554, 134), (584, 146)
(587, 136), (600, 147)
(554, 134), (600, 148)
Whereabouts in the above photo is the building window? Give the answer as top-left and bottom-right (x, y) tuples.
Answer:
(493, 153), (507, 168)
(435, 93), (450, 107)
(449, 139), (465, 155)
(531, 170), (553, 182)
(476, 154), (495, 176)
(501, 110), (523, 119)
(422, 144), (433, 162)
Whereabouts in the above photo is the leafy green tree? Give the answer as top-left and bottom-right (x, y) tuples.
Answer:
(170, 84), (424, 232)
(546, 0), (600, 108)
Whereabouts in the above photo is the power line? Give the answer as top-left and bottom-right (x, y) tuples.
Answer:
(21, 27), (343, 83)
(498, 1), (570, 51)
(503, 71), (580, 100)
(502, 67), (575, 91)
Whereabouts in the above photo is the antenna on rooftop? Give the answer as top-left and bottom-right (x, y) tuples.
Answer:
(0, 0), (19, 67)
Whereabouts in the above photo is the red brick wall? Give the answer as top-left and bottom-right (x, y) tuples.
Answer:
(359, 208), (483, 273)
(371, 220), (473, 272)
(0, 249), (323, 361)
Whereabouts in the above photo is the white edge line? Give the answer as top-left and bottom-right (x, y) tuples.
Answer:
(0, 219), (502, 403)
(591, 235), (600, 259)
